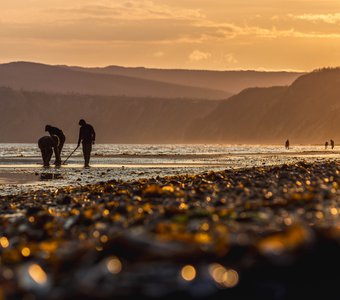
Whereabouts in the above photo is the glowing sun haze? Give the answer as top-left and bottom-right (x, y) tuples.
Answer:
(2, 0), (340, 71)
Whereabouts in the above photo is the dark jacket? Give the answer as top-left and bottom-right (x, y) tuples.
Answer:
(46, 126), (65, 141)
(78, 124), (96, 144)
(38, 135), (59, 149)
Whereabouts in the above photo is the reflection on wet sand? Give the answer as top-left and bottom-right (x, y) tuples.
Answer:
(0, 148), (339, 196)
(0, 172), (40, 185)
(39, 173), (63, 181)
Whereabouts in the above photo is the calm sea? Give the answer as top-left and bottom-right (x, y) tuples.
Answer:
(0, 143), (334, 162)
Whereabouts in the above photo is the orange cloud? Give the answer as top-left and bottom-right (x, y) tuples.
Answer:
(2, 0), (340, 70)
(189, 50), (211, 61)
(288, 13), (340, 24)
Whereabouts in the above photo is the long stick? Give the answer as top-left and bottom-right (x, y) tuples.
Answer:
(62, 146), (79, 165)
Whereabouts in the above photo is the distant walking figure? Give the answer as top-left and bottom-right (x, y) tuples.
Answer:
(38, 135), (61, 167)
(331, 139), (335, 149)
(285, 139), (290, 150)
(77, 119), (96, 168)
(325, 141), (329, 149)
(45, 125), (66, 165)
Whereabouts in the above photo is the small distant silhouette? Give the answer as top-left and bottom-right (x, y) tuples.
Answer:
(325, 141), (329, 149)
(77, 119), (96, 168)
(38, 135), (61, 167)
(330, 139), (335, 149)
(285, 139), (290, 150)
(45, 125), (65, 165)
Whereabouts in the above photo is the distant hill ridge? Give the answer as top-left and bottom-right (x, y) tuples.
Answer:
(1, 66), (338, 144)
(0, 61), (230, 100)
(188, 67), (340, 144)
(67, 64), (303, 94)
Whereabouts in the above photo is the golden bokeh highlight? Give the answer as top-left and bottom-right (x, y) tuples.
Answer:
(103, 209), (110, 216)
(21, 247), (31, 257)
(100, 235), (109, 243)
(181, 265), (196, 281)
(28, 264), (48, 285)
(330, 207), (338, 216)
(209, 263), (239, 288)
(106, 257), (122, 274)
(222, 269), (239, 288)
(0, 237), (9, 248)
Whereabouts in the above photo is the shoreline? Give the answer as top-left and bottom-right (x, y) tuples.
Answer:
(0, 148), (339, 160)
(0, 148), (338, 188)
(1, 159), (340, 299)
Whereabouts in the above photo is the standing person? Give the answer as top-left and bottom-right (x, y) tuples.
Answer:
(38, 135), (60, 167)
(45, 125), (66, 165)
(330, 139), (335, 149)
(285, 139), (290, 150)
(77, 119), (96, 168)
(325, 141), (329, 149)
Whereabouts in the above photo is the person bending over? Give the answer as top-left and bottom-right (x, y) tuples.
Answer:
(38, 135), (60, 167)
(45, 125), (66, 165)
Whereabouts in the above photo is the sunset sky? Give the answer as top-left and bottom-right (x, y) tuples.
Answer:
(2, 0), (340, 71)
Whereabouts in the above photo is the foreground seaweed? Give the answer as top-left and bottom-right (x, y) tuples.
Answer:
(1, 160), (340, 300)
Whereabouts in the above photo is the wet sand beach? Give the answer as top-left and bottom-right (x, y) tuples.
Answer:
(1, 159), (340, 299)
(1, 145), (338, 196)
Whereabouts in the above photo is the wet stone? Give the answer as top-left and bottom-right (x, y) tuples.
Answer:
(1, 161), (340, 299)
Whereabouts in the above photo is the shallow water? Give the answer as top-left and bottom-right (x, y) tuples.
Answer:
(0, 143), (336, 157)
(0, 143), (338, 196)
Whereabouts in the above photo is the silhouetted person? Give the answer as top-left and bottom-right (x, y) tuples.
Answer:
(285, 139), (290, 150)
(325, 141), (329, 149)
(45, 125), (65, 165)
(38, 135), (61, 167)
(331, 139), (335, 149)
(77, 119), (96, 168)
